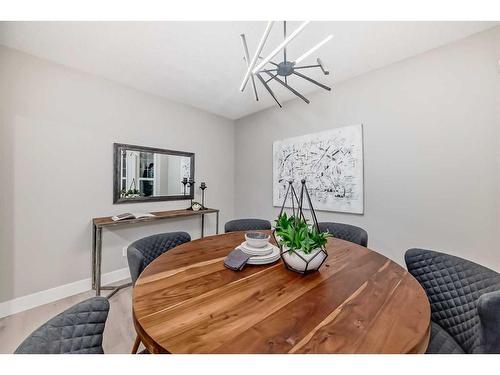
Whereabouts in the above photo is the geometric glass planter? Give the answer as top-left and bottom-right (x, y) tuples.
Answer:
(272, 179), (329, 275)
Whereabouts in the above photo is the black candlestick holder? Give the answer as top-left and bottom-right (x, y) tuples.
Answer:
(186, 178), (195, 209)
(200, 182), (207, 209)
(181, 177), (188, 196)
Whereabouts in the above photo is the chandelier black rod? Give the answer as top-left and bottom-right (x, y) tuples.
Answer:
(265, 73), (278, 83)
(256, 73), (282, 108)
(257, 56), (280, 68)
(265, 71), (310, 104)
(292, 70), (331, 91)
(283, 21), (287, 63)
(317, 58), (329, 75)
(293, 64), (322, 70)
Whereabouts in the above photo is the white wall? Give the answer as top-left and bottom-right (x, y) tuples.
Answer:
(234, 28), (500, 271)
(0, 46), (235, 303)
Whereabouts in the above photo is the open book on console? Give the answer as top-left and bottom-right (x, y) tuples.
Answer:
(111, 212), (156, 221)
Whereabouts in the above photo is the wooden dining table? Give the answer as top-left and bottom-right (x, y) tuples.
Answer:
(132, 231), (431, 354)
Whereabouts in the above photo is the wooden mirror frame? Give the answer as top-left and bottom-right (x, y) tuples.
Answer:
(113, 143), (195, 204)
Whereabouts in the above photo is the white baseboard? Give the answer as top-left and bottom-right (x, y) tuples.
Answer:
(0, 267), (131, 319)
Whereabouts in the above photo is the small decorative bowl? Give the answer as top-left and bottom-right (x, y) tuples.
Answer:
(245, 232), (270, 248)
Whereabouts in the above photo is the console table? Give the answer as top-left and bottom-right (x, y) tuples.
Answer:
(91, 208), (219, 297)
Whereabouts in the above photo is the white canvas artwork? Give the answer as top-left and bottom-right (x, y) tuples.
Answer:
(273, 125), (364, 214)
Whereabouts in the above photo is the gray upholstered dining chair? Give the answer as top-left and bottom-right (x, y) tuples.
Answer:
(127, 231), (190, 354)
(15, 297), (109, 354)
(127, 231), (191, 284)
(224, 218), (271, 233)
(317, 222), (368, 247)
(405, 248), (500, 354)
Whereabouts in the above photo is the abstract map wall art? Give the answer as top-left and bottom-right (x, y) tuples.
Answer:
(273, 125), (364, 214)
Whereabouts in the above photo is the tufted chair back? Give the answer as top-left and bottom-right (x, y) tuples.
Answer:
(317, 222), (368, 247)
(127, 232), (191, 283)
(405, 248), (500, 353)
(15, 297), (109, 354)
(224, 218), (271, 233)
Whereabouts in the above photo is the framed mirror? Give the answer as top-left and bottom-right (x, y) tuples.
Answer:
(113, 143), (195, 204)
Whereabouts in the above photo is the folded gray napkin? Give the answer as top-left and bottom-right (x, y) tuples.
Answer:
(224, 248), (252, 271)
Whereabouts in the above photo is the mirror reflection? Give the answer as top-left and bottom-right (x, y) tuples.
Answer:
(114, 144), (194, 203)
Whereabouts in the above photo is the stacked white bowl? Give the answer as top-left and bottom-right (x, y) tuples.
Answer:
(240, 232), (280, 265)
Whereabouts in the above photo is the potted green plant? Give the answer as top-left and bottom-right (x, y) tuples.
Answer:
(120, 178), (141, 198)
(274, 212), (331, 273)
(120, 188), (141, 198)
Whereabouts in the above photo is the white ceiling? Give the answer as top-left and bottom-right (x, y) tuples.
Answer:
(0, 21), (497, 120)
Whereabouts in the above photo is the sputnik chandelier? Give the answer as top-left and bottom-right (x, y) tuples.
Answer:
(240, 21), (332, 107)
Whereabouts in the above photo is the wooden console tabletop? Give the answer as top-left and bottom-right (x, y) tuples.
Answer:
(91, 208), (219, 297)
(93, 208), (219, 228)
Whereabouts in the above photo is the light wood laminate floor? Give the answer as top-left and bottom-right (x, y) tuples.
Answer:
(0, 281), (137, 354)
